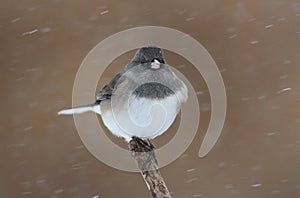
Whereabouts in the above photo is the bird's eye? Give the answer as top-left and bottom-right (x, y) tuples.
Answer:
(151, 58), (162, 63)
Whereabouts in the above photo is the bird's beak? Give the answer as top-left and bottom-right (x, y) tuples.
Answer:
(151, 59), (160, 69)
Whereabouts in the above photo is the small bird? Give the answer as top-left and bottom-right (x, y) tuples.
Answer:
(58, 46), (188, 148)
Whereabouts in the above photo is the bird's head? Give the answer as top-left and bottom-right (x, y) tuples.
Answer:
(130, 46), (166, 70)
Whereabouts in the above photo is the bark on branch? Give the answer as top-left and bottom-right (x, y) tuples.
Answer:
(129, 137), (171, 198)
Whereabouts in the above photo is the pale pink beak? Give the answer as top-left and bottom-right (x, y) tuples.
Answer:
(151, 59), (160, 69)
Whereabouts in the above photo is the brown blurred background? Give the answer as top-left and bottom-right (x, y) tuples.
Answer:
(1, 0), (300, 197)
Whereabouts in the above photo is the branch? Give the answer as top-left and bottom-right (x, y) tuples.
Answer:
(129, 137), (171, 198)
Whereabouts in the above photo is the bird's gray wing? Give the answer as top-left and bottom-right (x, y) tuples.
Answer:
(95, 71), (124, 103)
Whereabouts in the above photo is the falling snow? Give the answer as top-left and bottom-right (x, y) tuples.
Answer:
(22, 29), (38, 36)
(176, 64), (185, 69)
(186, 168), (195, 172)
(24, 126), (33, 131)
(228, 34), (237, 39)
(250, 39), (259, 45)
(257, 95), (266, 100)
(11, 18), (20, 23)
(267, 132), (276, 136)
(185, 178), (198, 183)
(265, 24), (273, 29)
(100, 10), (109, 15)
(218, 161), (227, 167)
(185, 17), (195, 21)
(277, 87), (292, 94)
(192, 194), (203, 197)
(251, 183), (262, 188)
(54, 189), (64, 194)
(283, 59), (292, 64)
(42, 27), (51, 33)
(196, 91), (203, 95)
(248, 17), (256, 22)
(272, 190), (281, 194)
(277, 17), (286, 22)
(21, 191), (32, 195)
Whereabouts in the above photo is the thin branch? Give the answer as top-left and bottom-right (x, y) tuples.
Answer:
(129, 137), (171, 198)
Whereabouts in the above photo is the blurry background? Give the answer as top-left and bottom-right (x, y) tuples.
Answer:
(1, 0), (300, 197)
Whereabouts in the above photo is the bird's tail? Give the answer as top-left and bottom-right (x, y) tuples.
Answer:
(57, 103), (101, 115)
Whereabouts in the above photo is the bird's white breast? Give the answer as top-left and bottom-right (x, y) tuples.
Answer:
(100, 93), (181, 142)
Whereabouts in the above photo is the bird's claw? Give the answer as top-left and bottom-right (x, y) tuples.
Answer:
(129, 136), (155, 152)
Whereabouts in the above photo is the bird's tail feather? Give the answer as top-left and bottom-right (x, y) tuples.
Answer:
(58, 104), (101, 115)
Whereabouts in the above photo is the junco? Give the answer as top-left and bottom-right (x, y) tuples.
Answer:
(58, 46), (188, 146)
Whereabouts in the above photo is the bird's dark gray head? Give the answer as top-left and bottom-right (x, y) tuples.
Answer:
(129, 46), (166, 66)
(132, 46), (165, 64)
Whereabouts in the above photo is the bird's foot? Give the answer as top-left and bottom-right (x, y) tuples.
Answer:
(129, 136), (155, 152)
